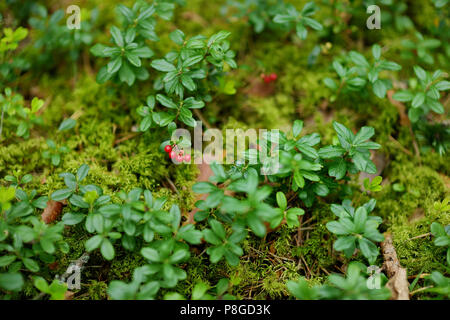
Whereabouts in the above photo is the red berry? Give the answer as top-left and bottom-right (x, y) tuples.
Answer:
(184, 154), (191, 163)
(176, 154), (184, 162)
(164, 145), (172, 153)
(269, 73), (277, 81)
(170, 151), (176, 159)
(263, 76), (271, 83)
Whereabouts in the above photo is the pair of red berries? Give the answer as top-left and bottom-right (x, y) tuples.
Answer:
(164, 144), (191, 163)
(261, 73), (278, 83)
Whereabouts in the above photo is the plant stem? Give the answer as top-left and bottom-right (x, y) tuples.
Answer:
(0, 106), (4, 140)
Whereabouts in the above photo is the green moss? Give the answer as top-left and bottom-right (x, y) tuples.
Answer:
(84, 280), (109, 300)
(375, 161), (449, 275)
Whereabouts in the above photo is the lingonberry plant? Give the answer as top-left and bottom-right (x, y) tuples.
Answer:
(287, 262), (391, 300)
(326, 199), (384, 264)
(424, 271), (450, 298)
(430, 222), (450, 266)
(191, 120), (381, 267)
(392, 66), (449, 123)
(90, 0), (184, 86)
(135, 28), (237, 151)
(28, 5), (95, 71)
(42, 139), (70, 167)
(91, 26), (154, 86)
(223, 0), (289, 34)
(273, 1), (323, 40)
(2, 0), (449, 303)
(224, 1), (322, 40)
(164, 279), (236, 300)
(401, 32), (441, 65)
(0, 27), (29, 86)
(0, 179), (68, 294)
(0, 89), (44, 140)
(324, 44), (402, 99)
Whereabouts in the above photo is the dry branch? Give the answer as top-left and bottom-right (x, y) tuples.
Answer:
(380, 232), (410, 300)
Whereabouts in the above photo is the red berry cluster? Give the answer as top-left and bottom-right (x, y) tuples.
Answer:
(164, 144), (191, 163)
(261, 73), (278, 83)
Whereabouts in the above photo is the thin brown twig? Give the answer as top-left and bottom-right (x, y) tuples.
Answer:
(408, 232), (431, 240)
(407, 273), (430, 280)
(165, 177), (179, 195)
(113, 132), (141, 146)
(410, 286), (433, 296)
(193, 109), (212, 129)
(389, 135), (414, 156)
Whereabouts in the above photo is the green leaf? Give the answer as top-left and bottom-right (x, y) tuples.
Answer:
(333, 61), (345, 78)
(318, 146), (345, 159)
(131, 46), (154, 58)
(23, 258), (39, 272)
(353, 207), (368, 233)
(247, 213), (266, 238)
(210, 220), (226, 240)
(62, 212), (85, 225)
(303, 17), (322, 31)
(85, 235), (103, 251)
(101, 239), (115, 260)
(393, 90), (414, 102)
(326, 221), (349, 235)
(126, 52), (141, 67)
(0, 273), (24, 291)
(0, 255), (16, 267)
(333, 121), (354, 150)
(296, 23), (307, 40)
(179, 112), (196, 127)
(107, 57), (122, 74)
(141, 247), (161, 262)
(430, 222), (446, 237)
(77, 164), (90, 181)
(292, 120), (304, 138)
(324, 77), (337, 90)
(169, 29), (185, 45)
(413, 66), (427, 82)
(435, 80), (450, 91)
(353, 126), (375, 145)
(372, 44), (381, 60)
(118, 63), (135, 86)
(334, 236), (356, 251)
(379, 60), (401, 71)
(373, 80), (387, 98)
(110, 26), (124, 47)
(182, 55), (203, 68)
(358, 238), (379, 263)
(178, 225), (202, 244)
(349, 51), (369, 68)
(192, 182), (216, 194)
(276, 192), (287, 210)
(140, 116), (152, 131)
(181, 74), (196, 91)
(51, 188), (72, 201)
(328, 158), (347, 180)
(412, 92), (425, 108)
(151, 59), (176, 72)
(427, 99), (444, 114)
(58, 119), (76, 131)
(34, 277), (49, 293)
(156, 94), (177, 109)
